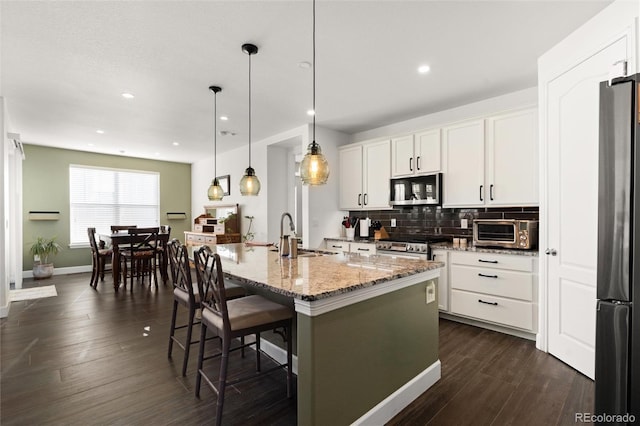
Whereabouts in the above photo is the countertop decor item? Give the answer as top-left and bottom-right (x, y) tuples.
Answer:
(239, 43), (261, 196)
(300, 0), (329, 186)
(207, 85), (225, 201)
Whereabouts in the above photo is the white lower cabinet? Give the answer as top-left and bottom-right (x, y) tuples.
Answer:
(449, 251), (537, 332)
(323, 240), (350, 253)
(431, 249), (448, 312)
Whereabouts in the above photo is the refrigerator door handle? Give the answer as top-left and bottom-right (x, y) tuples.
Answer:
(545, 248), (557, 256)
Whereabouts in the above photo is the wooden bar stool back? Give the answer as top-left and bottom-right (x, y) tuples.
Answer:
(193, 245), (294, 426)
(121, 227), (159, 289)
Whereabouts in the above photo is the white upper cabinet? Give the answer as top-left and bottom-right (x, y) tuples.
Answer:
(443, 108), (538, 208)
(486, 108), (538, 206)
(339, 140), (391, 210)
(443, 119), (486, 207)
(339, 144), (364, 210)
(391, 129), (440, 177)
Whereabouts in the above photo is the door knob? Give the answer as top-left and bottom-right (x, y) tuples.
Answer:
(545, 248), (557, 256)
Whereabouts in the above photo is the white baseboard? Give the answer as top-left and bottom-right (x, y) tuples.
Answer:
(22, 265), (92, 279)
(258, 337), (298, 375)
(352, 360), (442, 426)
(439, 312), (536, 341)
(0, 301), (10, 318)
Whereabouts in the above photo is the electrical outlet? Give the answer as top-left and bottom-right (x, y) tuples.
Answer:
(461, 219), (468, 229)
(426, 282), (436, 304)
(391, 218), (397, 227)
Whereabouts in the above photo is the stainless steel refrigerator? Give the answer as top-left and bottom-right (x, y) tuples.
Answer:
(596, 73), (640, 420)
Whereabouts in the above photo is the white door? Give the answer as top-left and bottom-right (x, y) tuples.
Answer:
(339, 145), (363, 210)
(363, 140), (391, 209)
(545, 36), (629, 380)
(442, 119), (485, 207)
(391, 135), (414, 177)
(415, 129), (441, 174)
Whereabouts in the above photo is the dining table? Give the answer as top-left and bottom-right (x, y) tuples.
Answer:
(100, 230), (171, 290)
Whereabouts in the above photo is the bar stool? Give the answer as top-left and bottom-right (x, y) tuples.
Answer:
(166, 239), (245, 377)
(193, 245), (294, 426)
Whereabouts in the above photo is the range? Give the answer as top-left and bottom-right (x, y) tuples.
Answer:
(375, 236), (448, 260)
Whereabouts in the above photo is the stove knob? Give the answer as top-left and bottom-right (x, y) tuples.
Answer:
(420, 246), (427, 252)
(408, 246), (414, 251)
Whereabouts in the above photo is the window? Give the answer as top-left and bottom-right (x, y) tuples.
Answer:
(69, 165), (160, 246)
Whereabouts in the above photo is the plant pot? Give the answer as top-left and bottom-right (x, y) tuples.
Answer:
(33, 263), (54, 280)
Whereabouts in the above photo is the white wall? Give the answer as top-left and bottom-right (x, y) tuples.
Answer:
(267, 145), (290, 243)
(1, 97), (8, 317)
(302, 125), (351, 248)
(351, 87), (538, 143)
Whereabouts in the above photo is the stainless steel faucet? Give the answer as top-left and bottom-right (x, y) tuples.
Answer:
(279, 212), (296, 257)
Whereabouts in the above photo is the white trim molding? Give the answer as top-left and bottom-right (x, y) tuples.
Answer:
(352, 360), (441, 426)
(294, 269), (440, 316)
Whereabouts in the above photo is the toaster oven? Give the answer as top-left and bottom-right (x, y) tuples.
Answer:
(473, 219), (538, 249)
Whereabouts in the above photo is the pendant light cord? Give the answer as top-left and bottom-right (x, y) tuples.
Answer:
(248, 50), (252, 168)
(213, 91), (217, 177)
(312, 0), (316, 143)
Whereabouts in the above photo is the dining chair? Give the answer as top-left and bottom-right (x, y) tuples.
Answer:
(120, 227), (159, 289)
(193, 245), (293, 426)
(167, 239), (246, 376)
(87, 227), (112, 288)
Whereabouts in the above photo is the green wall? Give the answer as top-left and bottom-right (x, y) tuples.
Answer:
(22, 145), (191, 271)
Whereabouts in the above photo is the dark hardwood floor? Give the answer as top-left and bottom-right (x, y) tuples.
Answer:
(1, 273), (593, 425)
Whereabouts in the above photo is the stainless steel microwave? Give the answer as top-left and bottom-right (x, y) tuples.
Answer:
(473, 219), (538, 249)
(390, 173), (442, 206)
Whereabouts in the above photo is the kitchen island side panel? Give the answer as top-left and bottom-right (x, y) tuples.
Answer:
(297, 278), (439, 426)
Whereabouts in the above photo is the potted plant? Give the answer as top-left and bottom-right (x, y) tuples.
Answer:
(29, 236), (62, 279)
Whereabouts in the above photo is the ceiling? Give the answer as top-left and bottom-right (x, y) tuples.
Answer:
(1, 0), (611, 164)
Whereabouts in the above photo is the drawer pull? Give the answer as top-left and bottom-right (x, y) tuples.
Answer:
(332, 245), (343, 249)
(478, 273), (498, 279)
(357, 248), (370, 251)
(478, 299), (498, 306)
(478, 259), (498, 264)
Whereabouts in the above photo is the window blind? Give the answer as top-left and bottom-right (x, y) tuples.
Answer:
(69, 165), (160, 245)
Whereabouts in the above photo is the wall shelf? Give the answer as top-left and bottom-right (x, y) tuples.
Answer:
(28, 211), (60, 221)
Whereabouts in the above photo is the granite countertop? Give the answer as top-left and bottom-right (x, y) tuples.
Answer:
(210, 243), (443, 302)
(325, 236), (376, 243)
(430, 242), (539, 256)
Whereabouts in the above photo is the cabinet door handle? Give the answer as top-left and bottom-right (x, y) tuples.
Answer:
(358, 194), (362, 206)
(478, 259), (498, 264)
(357, 248), (370, 251)
(478, 273), (498, 279)
(332, 245), (343, 249)
(409, 157), (413, 171)
(417, 156), (421, 170)
(478, 299), (498, 306)
(479, 185), (484, 201)
(490, 184), (494, 201)
(432, 254), (437, 261)
(364, 193), (368, 205)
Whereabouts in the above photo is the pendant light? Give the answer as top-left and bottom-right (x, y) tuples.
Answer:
(300, 0), (329, 185)
(239, 43), (261, 196)
(207, 86), (225, 201)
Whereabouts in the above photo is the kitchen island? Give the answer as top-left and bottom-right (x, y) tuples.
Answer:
(210, 243), (443, 426)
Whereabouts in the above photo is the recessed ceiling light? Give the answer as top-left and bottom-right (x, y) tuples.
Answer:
(122, 92), (135, 99)
(172, 142), (180, 146)
(96, 129), (105, 134)
(119, 150), (125, 154)
(307, 109), (315, 116)
(220, 116), (228, 121)
(298, 61), (312, 69)
(418, 64), (431, 74)
(88, 143), (95, 147)
(155, 152), (160, 156)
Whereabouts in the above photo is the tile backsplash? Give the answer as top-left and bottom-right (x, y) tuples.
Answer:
(348, 206), (539, 241)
